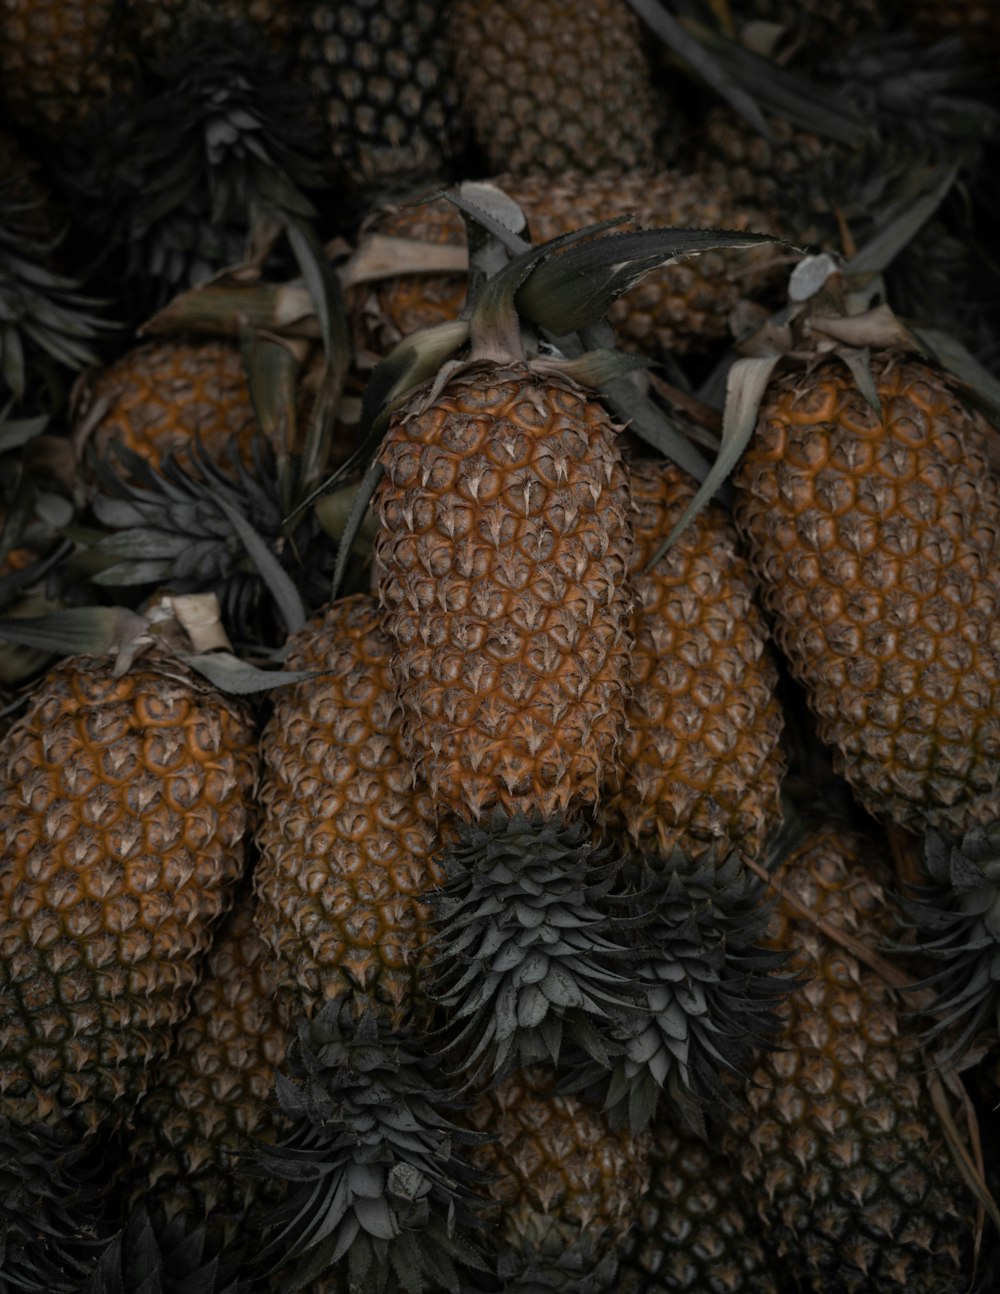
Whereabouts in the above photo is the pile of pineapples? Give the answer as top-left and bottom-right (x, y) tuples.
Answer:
(2, 1), (1000, 1292)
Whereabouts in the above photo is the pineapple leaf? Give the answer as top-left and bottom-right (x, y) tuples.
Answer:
(0, 606), (150, 656)
(212, 492), (307, 635)
(182, 651), (319, 694)
(625, 0), (772, 138)
(329, 458), (384, 601)
(846, 164), (959, 276)
(646, 354), (780, 569)
(516, 227), (780, 337)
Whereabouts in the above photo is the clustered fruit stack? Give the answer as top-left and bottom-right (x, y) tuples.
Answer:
(1, 1), (999, 1292)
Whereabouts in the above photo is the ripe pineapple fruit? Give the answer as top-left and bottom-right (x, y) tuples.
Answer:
(449, 0), (664, 175)
(618, 1108), (782, 1293)
(124, 885), (291, 1233)
(734, 351), (1000, 839)
(726, 825), (975, 1291)
(253, 594), (445, 1031)
(601, 456), (785, 862)
(353, 168), (779, 362)
(78, 340), (262, 473)
(376, 361), (633, 826)
(467, 1065), (651, 1283)
(0, 648), (257, 1138)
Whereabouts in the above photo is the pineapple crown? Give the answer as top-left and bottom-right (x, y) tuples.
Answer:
(0, 1117), (105, 1293)
(429, 811), (645, 1087)
(57, 20), (324, 315)
(82, 435), (339, 650)
(0, 168), (112, 418)
(79, 1205), (252, 1294)
(248, 1001), (489, 1294)
(818, 33), (999, 161)
(905, 821), (1000, 1062)
(562, 849), (796, 1136)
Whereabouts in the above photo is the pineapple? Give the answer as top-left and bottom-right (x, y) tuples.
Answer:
(124, 885), (291, 1234)
(352, 169), (780, 362)
(0, 0), (135, 135)
(126, 0), (293, 58)
(290, 0), (462, 204)
(726, 825), (975, 1291)
(601, 456), (785, 863)
(618, 1109), (782, 1293)
(376, 361), (633, 826)
(253, 594), (446, 1031)
(78, 340), (263, 474)
(467, 1065), (651, 1284)
(734, 351), (1000, 839)
(448, 0), (665, 175)
(907, 1), (1000, 57)
(0, 649), (257, 1138)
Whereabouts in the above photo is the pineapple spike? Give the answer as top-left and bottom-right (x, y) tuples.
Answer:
(428, 812), (647, 1088)
(248, 1001), (490, 1294)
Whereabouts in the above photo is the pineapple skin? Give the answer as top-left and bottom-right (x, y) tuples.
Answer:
(355, 169), (779, 360)
(292, 0), (461, 197)
(0, 0), (134, 133)
(734, 355), (1000, 836)
(618, 1111), (782, 1294)
(468, 1065), (651, 1262)
(125, 887), (291, 1228)
(253, 594), (445, 1030)
(375, 363), (634, 823)
(0, 653), (256, 1137)
(727, 826), (973, 1292)
(601, 457), (785, 862)
(127, 0), (293, 56)
(450, 0), (662, 176)
(80, 340), (260, 474)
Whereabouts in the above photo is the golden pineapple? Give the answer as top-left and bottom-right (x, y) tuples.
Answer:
(0, 650), (257, 1138)
(354, 169), (779, 361)
(601, 457), (785, 862)
(253, 594), (445, 1029)
(375, 363), (633, 822)
(125, 885), (291, 1228)
(726, 826), (975, 1291)
(734, 353), (1000, 836)
(467, 1065), (651, 1277)
(449, 0), (663, 175)
(78, 340), (262, 474)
